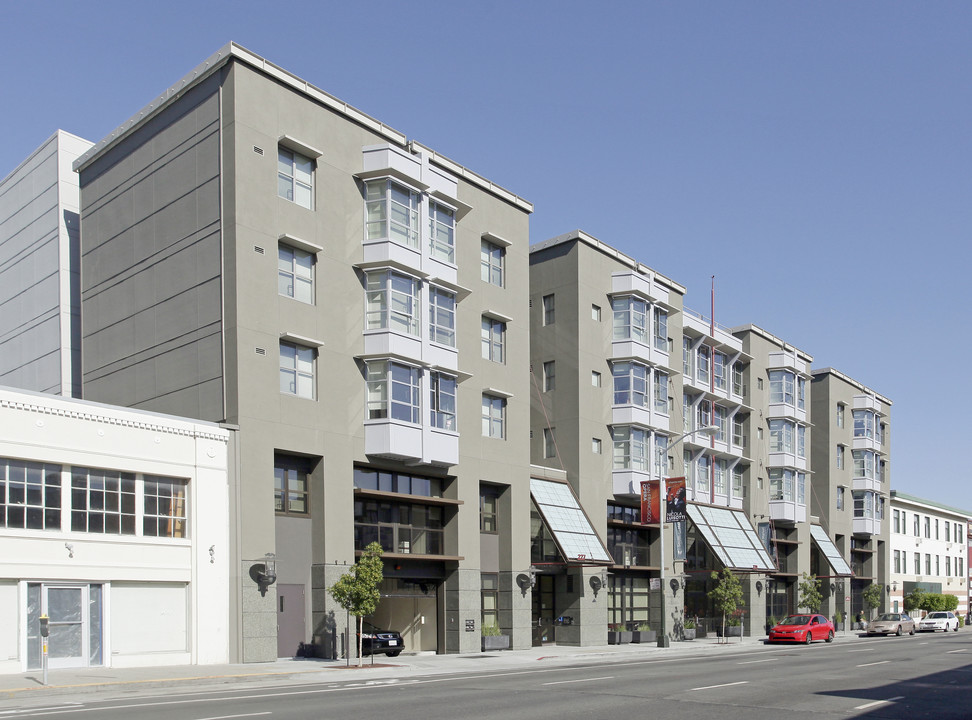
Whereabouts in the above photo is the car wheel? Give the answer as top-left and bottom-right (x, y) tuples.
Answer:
(805, 632), (812, 645)
(896, 626), (902, 636)
(909, 627), (915, 635)
(826, 630), (834, 643)
(387, 650), (402, 657)
(954, 623), (959, 632)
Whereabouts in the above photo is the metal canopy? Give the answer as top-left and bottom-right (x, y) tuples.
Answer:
(686, 503), (776, 572)
(530, 478), (612, 564)
(809, 524), (853, 576)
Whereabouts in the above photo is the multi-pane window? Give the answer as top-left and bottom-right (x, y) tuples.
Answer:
(732, 467), (744, 498)
(769, 468), (794, 502)
(482, 573), (499, 629)
(480, 490), (498, 533)
(853, 490), (875, 519)
(697, 400), (710, 429)
(482, 394), (505, 438)
(280, 341), (315, 399)
(1, 459), (61, 530)
(713, 352), (727, 391)
(653, 307), (668, 351)
(769, 370), (795, 405)
(429, 287), (456, 346)
(924, 516), (930, 538)
(612, 426), (649, 471)
(71, 468), (136, 534)
(429, 200), (456, 263)
(683, 337), (694, 377)
(353, 467), (442, 496)
(798, 473), (806, 505)
(366, 360), (420, 423)
(853, 450), (875, 480)
(697, 345), (710, 384)
(714, 459), (727, 494)
(613, 362), (648, 407)
(654, 371), (668, 413)
(365, 179), (419, 247)
(654, 435), (668, 476)
(853, 410), (875, 439)
(894, 550), (902, 573)
(914, 552), (920, 574)
(732, 363), (745, 396)
(713, 405), (727, 442)
(696, 454), (711, 494)
(797, 377), (806, 411)
(612, 296), (647, 342)
(797, 424), (806, 458)
(543, 428), (556, 458)
(914, 514), (920, 536)
(542, 294), (555, 325)
(142, 475), (187, 537)
(274, 456), (311, 516)
(353, 500), (443, 555)
(836, 444), (845, 469)
(768, 419), (794, 454)
(836, 486), (845, 510)
(366, 270), (420, 336)
(481, 240), (504, 286)
(836, 403), (845, 427)
(430, 372), (457, 431)
(946, 522), (951, 542)
(543, 361), (556, 392)
(683, 394), (694, 433)
(481, 317), (505, 363)
(278, 245), (314, 304)
(278, 147), (313, 209)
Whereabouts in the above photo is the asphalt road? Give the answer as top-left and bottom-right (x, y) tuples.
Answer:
(5, 632), (971, 720)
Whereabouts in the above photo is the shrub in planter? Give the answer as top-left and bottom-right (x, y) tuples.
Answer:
(682, 619), (696, 640)
(481, 624), (510, 651)
(631, 623), (656, 644)
(608, 625), (633, 644)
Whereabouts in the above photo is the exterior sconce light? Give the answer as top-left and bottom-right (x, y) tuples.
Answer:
(249, 552), (278, 596)
(755, 580), (763, 596)
(516, 570), (536, 597)
(589, 575), (603, 598)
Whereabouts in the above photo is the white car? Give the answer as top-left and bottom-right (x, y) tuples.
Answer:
(918, 611), (959, 632)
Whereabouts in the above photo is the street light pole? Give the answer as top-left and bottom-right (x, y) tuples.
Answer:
(657, 425), (719, 648)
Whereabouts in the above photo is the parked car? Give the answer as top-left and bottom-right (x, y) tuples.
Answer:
(918, 611), (960, 633)
(867, 612), (915, 636)
(768, 614), (835, 644)
(358, 621), (404, 656)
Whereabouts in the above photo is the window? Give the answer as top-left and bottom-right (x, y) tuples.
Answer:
(278, 146), (313, 209)
(683, 393), (694, 432)
(697, 345), (710, 383)
(654, 372), (669, 413)
(274, 456), (311, 517)
(696, 454), (711, 494)
(769, 419), (795, 454)
(837, 403), (845, 428)
(713, 352), (727, 391)
(876, 495), (884, 519)
(481, 317), (505, 363)
(366, 360), (420, 423)
(278, 244), (314, 304)
(769, 468), (794, 502)
(280, 341), (315, 399)
(946, 556), (952, 577)
(480, 489), (498, 533)
(543, 428), (556, 458)
(543, 361), (556, 392)
(481, 573), (499, 629)
(797, 473), (806, 505)
(613, 362), (648, 407)
(683, 337), (694, 377)
(894, 509), (900, 533)
(482, 394), (505, 439)
(925, 554), (931, 575)
(914, 552), (920, 575)
(70, 468), (136, 534)
(769, 370), (794, 405)
(142, 475), (187, 536)
(653, 307), (668, 351)
(365, 179), (419, 247)
(612, 426), (649, 471)
(1, 459), (61, 530)
(836, 486), (845, 510)
(430, 372), (457, 430)
(592, 438), (602, 454)
(542, 294), (555, 325)
(354, 500), (443, 555)
(592, 371), (601, 387)
(853, 410), (875, 439)
(914, 514), (920, 536)
(592, 304), (601, 321)
(797, 377), (806, 411)
(612, 296), (647, 342)
(836, 444), (844, 469)
(925, 516), (931, 538)
(714, 459), (727, 495)
(732, 417), (745, 448)
(935, 519), (940, 540)
(946, 522), (951, 542)
(481, 240), (504, 286)
(429, 200), (456, 263)
(757, 377), (763, 391)
(429, 287), (456, 346)
(853, 490), (874, 519)
(353, 467), (441, 497)
(366, 269), (420, 336)
(654, 435), (669, 477)
(894, 550), (901, 573)
(697, 400), (710, 430)
(732, 363), (744, 396)
(732, 467), (744, 498)
(852, 450), (875, 480)
(797, 424), (806, 458)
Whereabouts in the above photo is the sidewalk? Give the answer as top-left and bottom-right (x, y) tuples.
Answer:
(0, 633), (820, 703)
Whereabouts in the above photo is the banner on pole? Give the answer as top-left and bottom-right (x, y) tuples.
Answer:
(665, 477), (686, 523)
(640, 480), (660, 524)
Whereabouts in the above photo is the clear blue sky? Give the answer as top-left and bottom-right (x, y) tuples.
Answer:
(3, 1), (969, 509)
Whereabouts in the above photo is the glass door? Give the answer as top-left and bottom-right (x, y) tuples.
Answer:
(45, 586), (86, 669)
(532, 575), (555, 646)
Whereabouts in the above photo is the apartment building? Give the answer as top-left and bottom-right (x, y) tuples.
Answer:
(72, 43), (534, 661)
(0, 385), (233, 674)
(0, 131), (92, 397)
(810, 368), (891, 620)
(889, 492), (968, 619)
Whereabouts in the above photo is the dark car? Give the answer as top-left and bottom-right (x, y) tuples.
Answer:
(358, 621), (404, 657)
(768, 614), (835, 644)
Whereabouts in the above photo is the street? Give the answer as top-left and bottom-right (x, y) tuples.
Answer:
(3, 632), (970, 720)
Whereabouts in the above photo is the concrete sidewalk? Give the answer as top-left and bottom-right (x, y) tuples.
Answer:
(0, 633), (862, 703)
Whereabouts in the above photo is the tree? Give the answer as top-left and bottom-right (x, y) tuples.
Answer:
(329, 542), (384, 666)
(708, 568), (744, 643)
(903, 587), (926, 614)
(798, 573), (822, 613)
(861, 583), (882, 619)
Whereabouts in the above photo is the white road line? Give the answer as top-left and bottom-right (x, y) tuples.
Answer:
(197, 714), (272, 720)
(690, 681), (749, 691)
(855, 696), (904, 710)
(848, 648), (873, 653)
(947, 649), (968, 654)
(542, 676), (614, 686)
(857, 660), (891, 667)
(737, 658), (775, 665)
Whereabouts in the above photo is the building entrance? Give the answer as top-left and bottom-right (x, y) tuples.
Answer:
(370, 579), (438, 653)
(532, 575), (556, 645)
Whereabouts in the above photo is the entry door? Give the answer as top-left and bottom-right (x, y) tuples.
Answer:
(44, 586), (87, 669)
(277, 584), (306, 658)
(532, 575), (556, 646)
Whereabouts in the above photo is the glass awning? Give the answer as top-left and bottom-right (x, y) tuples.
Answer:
(530, 478), (612, 564)
(810, 524), (853, 576)
(686, 503), (776, 572)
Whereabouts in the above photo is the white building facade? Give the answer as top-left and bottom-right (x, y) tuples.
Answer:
(0, 386), (234, 674)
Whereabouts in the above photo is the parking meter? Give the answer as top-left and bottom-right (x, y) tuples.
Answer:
(39, 615), (49, 637)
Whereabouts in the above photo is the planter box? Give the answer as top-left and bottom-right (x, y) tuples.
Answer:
(608, 631), (633, 644)
(630, 630), (657, 644)
(482, 635), (510, 651)
(727, 625), (742, 637)
(682, 628), (696, 640)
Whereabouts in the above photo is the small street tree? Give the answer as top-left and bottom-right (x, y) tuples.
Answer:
(329, 542), (384, 666)
(798, 573), (822, 614)
(708, 568), (744, 643)
(903, 586), (927, 615)
(861, 583), (883, 620)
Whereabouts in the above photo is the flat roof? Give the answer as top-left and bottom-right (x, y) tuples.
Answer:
(73, 42), (532, 213)
(730, 323), (814, 364)
(810, 367), (892, 405)
(890, 490), (972, 518)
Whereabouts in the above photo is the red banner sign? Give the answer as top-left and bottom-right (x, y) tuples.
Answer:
(640, 480), (660, 524)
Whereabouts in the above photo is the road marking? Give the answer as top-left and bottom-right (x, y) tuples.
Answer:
(947, 649), (967, 654)
(848, 649), (873, 653)
(690, 681), (749, 691)
(857, 660), (890, 667)
(855, 696), (904, 710)
(197, 714), (272, 720)
(737, 658), (775, 665)
(542, 676), (614, 686)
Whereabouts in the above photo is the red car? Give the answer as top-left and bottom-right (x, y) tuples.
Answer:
(768, 614), (835, 644)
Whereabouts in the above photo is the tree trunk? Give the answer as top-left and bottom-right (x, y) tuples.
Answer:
(357, 615), (364, 667)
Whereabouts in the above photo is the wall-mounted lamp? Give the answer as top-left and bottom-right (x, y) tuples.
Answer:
(589, 575), (603, 599)
(249, 552), (277, 596)
(755, 580), (764, 597)
(516, 570), (536, 597)
(64, 542), (74, 559)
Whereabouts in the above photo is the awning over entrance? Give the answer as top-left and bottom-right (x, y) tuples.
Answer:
(809, 524), (853, 576)
(530, 478), (612, 564)
(685, 503), (776, 572)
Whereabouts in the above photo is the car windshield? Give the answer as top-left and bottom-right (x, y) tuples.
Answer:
(780, 615), (811, 626)
(877, 614), (900, 621)
(927, 613), (946, 619)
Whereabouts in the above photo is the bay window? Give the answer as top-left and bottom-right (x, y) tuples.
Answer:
(429, 287), (456, 346)
(613, 426), (649, 471)
(366, 360), (420, 423)
(366, 269), (420, 336)
(654, 371), (668, 413)
(653, 307), (668, 351)
(612, 296), (648, 343)
(853, 410), (875, 439)
(769, 370), (794, 405)
(769, 468), (794, 502)
(429, 372), (457, 430)
(768, 419), (794, 454)
(429, 200), (456, 263)
(365, 178), (420, 248)
(613, 362), (648, 407)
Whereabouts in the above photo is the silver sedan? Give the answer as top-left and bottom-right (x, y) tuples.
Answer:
(867, 612), (915, 636)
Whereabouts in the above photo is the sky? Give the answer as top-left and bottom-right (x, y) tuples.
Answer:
(2, 1), (970, 509)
